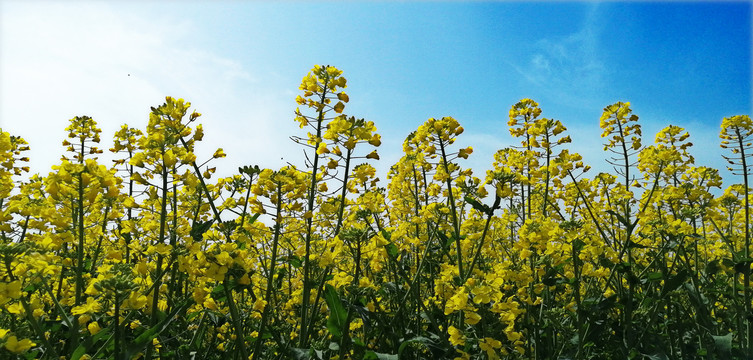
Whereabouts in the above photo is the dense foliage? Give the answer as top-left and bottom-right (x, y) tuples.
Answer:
(1, 65), (752, 359)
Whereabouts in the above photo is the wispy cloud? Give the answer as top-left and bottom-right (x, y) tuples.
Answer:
(0, 2), (298, 178)
(510, 3), (606, 109)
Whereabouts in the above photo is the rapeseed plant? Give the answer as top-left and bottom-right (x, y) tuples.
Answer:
(0, 67), (752, 359)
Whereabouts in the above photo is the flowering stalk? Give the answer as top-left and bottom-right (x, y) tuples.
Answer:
(721, 115), (753, 354)
(293, 65), (348, 346)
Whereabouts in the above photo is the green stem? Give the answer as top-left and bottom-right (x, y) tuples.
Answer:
(168, 169), (179, 313)
(736, 127), (752, 354)
(145, 164), (169, 360)
(114, 292), (122, 360)
(238, 173), (255, 229)
(75, 171), (85, 307)
(253, 180), (283, 358)
(465, 194), (501, 280)
(542, 130), (551, 217)
(89, 205), (111, 275)
(177, 137), (227, 242)
(334, 148), (352, 236)
(300, 76), (330, 347)
(224, 277), (249, 360)
(437, 138), (463, 279)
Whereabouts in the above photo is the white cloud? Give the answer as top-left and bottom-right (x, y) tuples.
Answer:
(511, 3), (606, 110)
(0, 1), (298, 179)
(531, 54), (551, 74)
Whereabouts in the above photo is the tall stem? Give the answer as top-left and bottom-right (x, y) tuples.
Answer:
(145, 164), (169, 360)
(736, 128), (751, 354)
(438, 139), (462, 278)
(615, 118), (635, 351)
(224, 276), (249, 359)
(75, 171), (85, 306)
(334, 148), (352, 236)
(300, 77), (329, 347)
(254, 180), (284, 358)
(75, 133), (86, 306)
(114, 293), (122, 360)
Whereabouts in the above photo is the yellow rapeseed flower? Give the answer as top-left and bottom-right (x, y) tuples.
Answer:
(3, 335), (35, 353)
(88, 321), (102, 335)
(71, 297), (101, 316)
(447, 325), (465, 346)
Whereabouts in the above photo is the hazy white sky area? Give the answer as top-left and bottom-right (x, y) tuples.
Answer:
(1, 2), (303, 179)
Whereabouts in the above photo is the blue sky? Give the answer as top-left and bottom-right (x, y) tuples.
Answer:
(1, 1), (750, 186)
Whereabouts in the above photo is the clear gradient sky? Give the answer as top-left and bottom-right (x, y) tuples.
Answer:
(1, 1), (750, 186)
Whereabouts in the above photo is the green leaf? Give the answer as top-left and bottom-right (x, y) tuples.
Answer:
(626, 239), (649, 249)
(661, 270), (689, 296)
(22, 350), (40, 360)
(71, 327), (113, 360)
(647, 272), (664, 281)
(188, 314), (208, 351)
(398, 336), (437, 355)
(353, 337), (366, 348)
(572, 238), (585, 252)
(190, 220), (214, 242)
(42, 284), (74, 328)
(324, 284), (348, 340)
(211, 284), (227, 301)
(705, 260), (720, 275)
(248, 213), (260, 224)
(542, 266), (565, 286)
(71, 344), (87, 360)
(644, 352), (669, 360)
(712, 332), (733, 355)
(734, 258), (753, 274)
(124, 300), (189, 358)
(606, 210), (629, 227)
(363, 351), (399, 360)
(288, 255), (303, 268)
(385, 242), (399, 258)
(464, 196), (490, 215)
(288, 347), (320, 360)
(437, 231), (451, 249)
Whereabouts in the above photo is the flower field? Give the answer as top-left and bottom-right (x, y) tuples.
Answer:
(1, 65), (752, 359)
